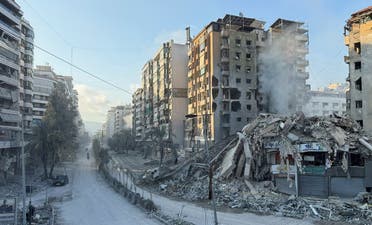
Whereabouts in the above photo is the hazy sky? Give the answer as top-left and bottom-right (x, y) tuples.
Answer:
(17, 0), (369, 125)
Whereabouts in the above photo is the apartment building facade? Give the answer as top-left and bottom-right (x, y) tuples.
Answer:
(186, 15), (265, 145)
(303, 91), (346, 117)
(137, 41), (188, 147)
(32, 65), (57, 125)
(20, 18), (33, 138)
(132, 88), (143, 141)
(0, 0), (23, 153)
(104, 105), (132, 140)
(185, 15), (310, 146)
(261, 19), (310, 114)
(344, 6), (372, 133)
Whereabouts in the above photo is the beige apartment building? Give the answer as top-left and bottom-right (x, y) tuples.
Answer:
(137, 41), (188, 148)
(344, 6), (372, 133)
(185, 15), (310, 146)
(132, 88), (143, 141)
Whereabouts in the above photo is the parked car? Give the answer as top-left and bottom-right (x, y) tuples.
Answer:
(51, 175), (69, 186)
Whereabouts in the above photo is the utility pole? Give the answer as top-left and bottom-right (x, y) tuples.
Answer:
(21, 116), (26, 225)
(203, 83), (218, 225)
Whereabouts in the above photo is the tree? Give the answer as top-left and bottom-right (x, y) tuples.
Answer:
(107, 129), (135, 153)
(31, 83), (78, 178)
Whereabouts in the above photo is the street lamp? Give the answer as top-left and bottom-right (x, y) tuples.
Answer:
(185, 113), (218, 225)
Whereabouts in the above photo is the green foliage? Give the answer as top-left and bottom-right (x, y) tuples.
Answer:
(31, 83), (78, 178)
(107, 129), (135, 153)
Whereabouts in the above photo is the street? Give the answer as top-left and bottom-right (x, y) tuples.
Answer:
(55, 148), (159, 225)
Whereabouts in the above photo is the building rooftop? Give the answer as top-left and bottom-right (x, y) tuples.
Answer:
(351, 6), (372, 17)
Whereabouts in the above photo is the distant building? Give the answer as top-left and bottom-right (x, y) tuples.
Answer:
(104, 105), (132, 139)
(136, 40), (188, 148)
(303, 91), (346, 117)
(344, 6), (372, 133)
(132, 88), (143, 141)
(32, 65), (79, 126)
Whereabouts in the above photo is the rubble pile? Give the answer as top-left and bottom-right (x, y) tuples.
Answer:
(142, 113), (372, 224)
(214, 112), (371, 180)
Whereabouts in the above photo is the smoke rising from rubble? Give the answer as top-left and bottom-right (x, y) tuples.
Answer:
(259, 26), (304, 114)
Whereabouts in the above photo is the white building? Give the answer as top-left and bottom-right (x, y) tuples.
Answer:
(104, 105), (132, 139)
(303, 90), (346, 117)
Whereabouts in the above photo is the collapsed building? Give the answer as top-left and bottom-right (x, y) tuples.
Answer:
(215, 113), (372, 197)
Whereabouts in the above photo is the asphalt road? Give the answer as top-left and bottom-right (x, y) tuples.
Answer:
(56, 148), (159, 225)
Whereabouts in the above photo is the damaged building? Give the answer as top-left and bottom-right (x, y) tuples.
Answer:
(185, 15), (310, 148)
(344, 6), (372, 134)
(215, 113), (372, 197)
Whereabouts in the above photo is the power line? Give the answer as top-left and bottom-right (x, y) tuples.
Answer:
(21, 0), (74, 47)
(34, 44), (133, 96)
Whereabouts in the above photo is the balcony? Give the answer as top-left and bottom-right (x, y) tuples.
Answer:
(0, 20), (20, 39)
(0, 3), (21, 25)
(0, 73), (18, 87)
(296, 59), (309, 67)
(0, 140), (21, 149)
(25, 49), (33, 56)
(295, 34), (308, 42)
(0, 56), (19, 69)
(296, 46), (309, 54)
(0, 87), (12, 100)
(344, 56), (350, 64)
(221, 43), (229, 50)
(297, 71), (309, 79)
(344, 36), (350, 46)
(221, 70), (229, 76)
(221, 55), (229, 63)
(221, 30), (229, 37)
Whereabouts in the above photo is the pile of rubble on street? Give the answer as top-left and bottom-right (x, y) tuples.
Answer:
(141, 113), (372, 224)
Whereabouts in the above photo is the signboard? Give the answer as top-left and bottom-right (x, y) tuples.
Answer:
(298, 143), (327, 153)
(264, 141), (280, 149)
(271, 164), (296, 175)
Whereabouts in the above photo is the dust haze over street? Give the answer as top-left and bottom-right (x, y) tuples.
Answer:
(56, 147), (159, 225)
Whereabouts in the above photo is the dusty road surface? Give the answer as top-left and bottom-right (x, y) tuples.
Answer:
(56, 148), (159, 225)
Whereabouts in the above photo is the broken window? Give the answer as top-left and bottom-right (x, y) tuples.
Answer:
(222, 114), (230, 123)
(302, 152), (325, 166)
(355, 77), (362, 91)
(231, 102), (241, 111)
(322, 102), (328, 107)
(212, 102), (217, 112)
(355, 61), (361, 70)
(246, 40), (251, 46)
(332, 103), (339, 108)
(236, 78), (241, 83)
(235, 52), (241, 60)
(223, 102), (229, 111)
(223, 89), (229, 99)
(312, 102), (319, 107)
(246, 91), (251, 100)
(235, 65), (241, 72)
(356, 120), (363, 127)
(237, 117), (241, 122)
(235, 39), (241, 47)
(246, 104), (251, 111)
(222, 75), (229, 86)
(212, 76), (218, 87)
(246, 66), (251, 73)
(246, 117), (250, 122)
(350, 153), (364, 166)
(212, 89), (218, 98)
(356, 100), (362, 108)
(246, 78), (251, 84)
(354, 42), (361, 54)
(246, 53), (251, 60)
(230, 88), (241, 99)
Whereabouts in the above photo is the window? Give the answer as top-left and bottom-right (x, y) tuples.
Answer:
(246, 91), (251, 100)
(237, 117), (241, 122)
(356, 120), (363, 127)
(246, 104), (251, 111)
(355, 61), (361, 70)
(235, 52), (241, 60)
(200, 67), (206, 75)
(246, 53), (251, 60)
(246, 66), (251, 73)
(354, 42), (361, 54)
(235, 39), (241, 47)
(246, 40), (251, 46)
(247, 118), (250, 122)
(236, 78), (241, 83)
(322, 102), (328, 107)
(246, 79), (251, 84)
(312, 102), (319, 107)
(235, 65), (241, 72)
(356, 100), (362, 108)
(355, 77), (362, 91)
(332, 103), (339, 108)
